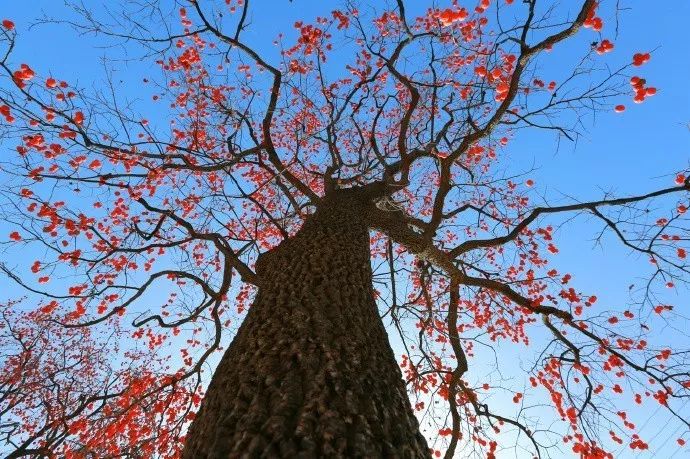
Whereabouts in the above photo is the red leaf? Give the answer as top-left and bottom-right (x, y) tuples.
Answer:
(632, 52), (651, 66)
(73, 111), (85, 125)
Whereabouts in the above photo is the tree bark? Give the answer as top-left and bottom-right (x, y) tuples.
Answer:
(183, 188), (430, 458)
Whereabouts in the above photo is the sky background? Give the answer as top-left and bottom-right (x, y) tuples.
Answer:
(1, 1), (689, 457)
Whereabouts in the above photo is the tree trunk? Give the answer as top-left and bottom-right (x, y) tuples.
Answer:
(183, 188), (430, 458)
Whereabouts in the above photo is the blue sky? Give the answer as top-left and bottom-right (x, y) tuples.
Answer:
(2, 1), (689, 457)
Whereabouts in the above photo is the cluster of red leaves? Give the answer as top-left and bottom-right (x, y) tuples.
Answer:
(0, 300), (197, 458)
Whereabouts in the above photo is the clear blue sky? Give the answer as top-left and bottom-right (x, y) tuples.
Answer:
(2, 1), (689, 457)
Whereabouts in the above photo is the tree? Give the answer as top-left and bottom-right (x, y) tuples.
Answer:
(0, 0), (689, 457)
(0, 299), (195, 458)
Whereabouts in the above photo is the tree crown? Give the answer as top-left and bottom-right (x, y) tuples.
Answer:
(1, 1), (689, 457)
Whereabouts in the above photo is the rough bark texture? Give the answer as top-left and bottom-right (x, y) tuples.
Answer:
(183, 188), (430, 458)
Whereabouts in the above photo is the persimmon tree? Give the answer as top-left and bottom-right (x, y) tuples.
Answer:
(0, 298), (197, 458)
(1, 0), (689, 458)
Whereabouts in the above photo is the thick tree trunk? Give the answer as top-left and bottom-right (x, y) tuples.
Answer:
(183, 189), (429, 458)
